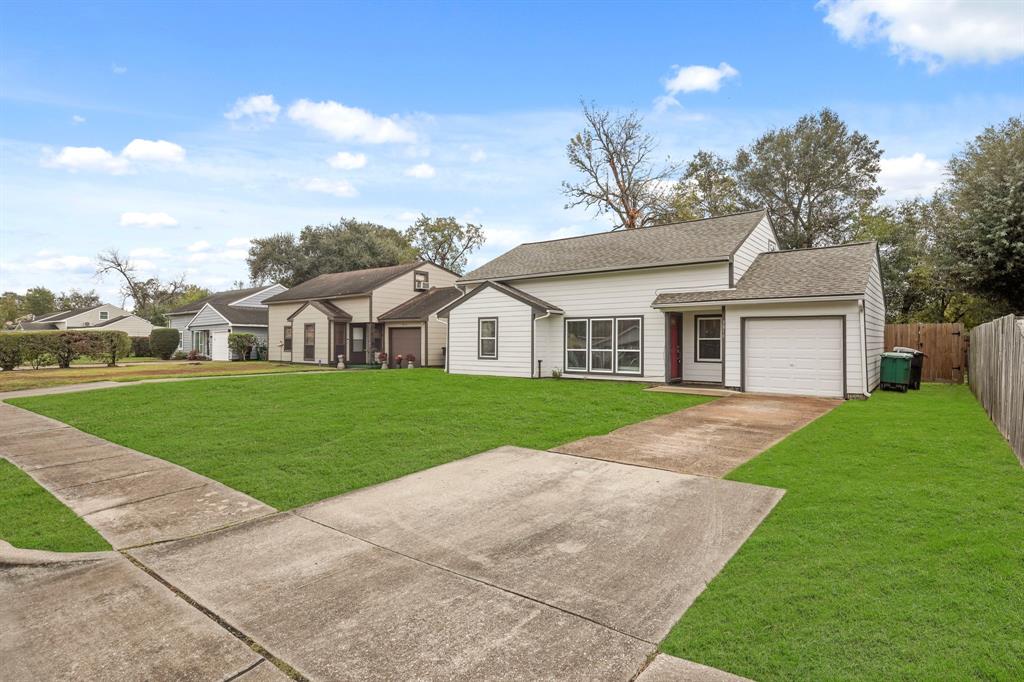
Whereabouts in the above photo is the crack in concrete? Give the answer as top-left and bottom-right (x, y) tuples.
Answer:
(51, 464), (173, 491)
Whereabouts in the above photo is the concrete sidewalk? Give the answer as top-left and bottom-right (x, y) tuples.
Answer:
(555, 393), (839, 477)
(0, 402), (273, 549)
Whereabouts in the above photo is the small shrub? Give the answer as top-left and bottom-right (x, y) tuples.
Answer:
(228, 332), (257, 361)
(130, 336), (152, 358)
(172, 350), (187, 360)
(0, 334), (22, 370)
(150, 328), (181, 360)
(186, 348), (208, 361)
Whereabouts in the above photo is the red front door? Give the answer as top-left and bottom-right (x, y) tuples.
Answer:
(668, 313), (682, 382)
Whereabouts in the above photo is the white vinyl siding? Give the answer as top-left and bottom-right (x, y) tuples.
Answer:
(372, 264), (458, 322)
(99, 315), (156, 337)
(863, 256), (885, 391)
(724, 300), (863, 395)
(448, 286), (533, 377)
(682, 309), (723, 383)
(425, 313), (449, 366)
(519, 261), (729, 382)
(187, 304), (229, 328)
(167, 314), (192, 352)
(59, 304), (132, 329)
(732, 215), (778, 283)
(266, 302), (302, 362)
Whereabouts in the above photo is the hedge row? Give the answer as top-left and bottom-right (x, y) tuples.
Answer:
(0, 330), (132, 370)
(130, 336), (151, 358)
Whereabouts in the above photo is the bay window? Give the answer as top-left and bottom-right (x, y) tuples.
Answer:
(564, 316), (642, 375)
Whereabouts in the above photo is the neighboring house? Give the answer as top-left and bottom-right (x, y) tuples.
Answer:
(437, 210), (885, 399)
(263, 262), (459, 366)
(14, 303), (155, 336)
(165, 284), (286, 360)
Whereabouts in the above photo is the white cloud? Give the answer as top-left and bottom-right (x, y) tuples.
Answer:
(72, 115), (86, 125)
(820, 0), (1024, 72)
(404, 163), (436, 179)
(397, 211), (420, 222)
(121, 139), (186, 163)
(129, 247), (169, 259)
(327, 151), (368, 170)
(879, 153), (946, 200)
(469, 148), (487, 163)
(47, 146), (130, 174)
(119, 211), (179, 228)
(6, 254), (94, 272)
(225, 94), (281, 125)
(225, 237), (251, 248)
(112, 64), (127, 75)
(288, 99), (416, 144)
(187, 240), (211, 252)
(187, 252), (212, 263)
(223, 249), (248, 260)
(664, 62), (739, 95)
(301, 177), (359, 197)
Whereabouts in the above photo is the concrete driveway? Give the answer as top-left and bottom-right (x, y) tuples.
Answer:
(554, 394), (839, 477)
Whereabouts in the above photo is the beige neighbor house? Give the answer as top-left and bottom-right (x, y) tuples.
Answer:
(15, 303), (155, 336)
(437, 210), (886, 399)
(165, 284), (286, 360)
(264, 262), (460, 367)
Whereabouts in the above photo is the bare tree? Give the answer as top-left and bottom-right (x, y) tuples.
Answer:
(96, 249), (187, 325)
(563, 101), (678, 230)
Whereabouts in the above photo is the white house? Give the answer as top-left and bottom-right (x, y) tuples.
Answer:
(165, 284), (286, 360)
(437, 210), (885, 399)
(16, 303), (155, 336)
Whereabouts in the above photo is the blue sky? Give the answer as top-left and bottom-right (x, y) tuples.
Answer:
(1, 0), (1022, 302)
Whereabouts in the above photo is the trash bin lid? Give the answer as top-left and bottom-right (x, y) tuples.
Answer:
(882, 351), (914, 359)
(893, 346), (926, 356)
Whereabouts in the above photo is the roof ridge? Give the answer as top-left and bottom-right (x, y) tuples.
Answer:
(517, 209), (765, 247)
(313, 260), (423, 278)
(763, 240), (876, 256)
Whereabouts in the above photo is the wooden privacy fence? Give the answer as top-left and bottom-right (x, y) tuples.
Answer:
(884, 322), (967, 383)
(969, 315), (1024, 465)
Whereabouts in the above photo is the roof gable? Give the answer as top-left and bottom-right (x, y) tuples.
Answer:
(462, 210), (765, 283)
(436, 281), (563, 318)
(35, 304), (106, 322)
(286, 300), (352, 322)
(168, 284), (284, 316)
(263, 262), (429, 304)
(652, 241), (879, 306)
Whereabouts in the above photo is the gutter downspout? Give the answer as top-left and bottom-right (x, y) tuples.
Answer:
(532, 310), (554, 378)
(858, 300), (869, 398)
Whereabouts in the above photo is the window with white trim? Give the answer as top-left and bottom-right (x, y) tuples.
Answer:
(478, 318), (497, 359)
(99, 311), (108, 320)
(695, 315), (722, 362)
(564, 317), (643, 375)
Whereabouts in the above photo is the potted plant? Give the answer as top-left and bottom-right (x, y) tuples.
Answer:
(378, 351), (388, 369)
(406, 353), (416, 368)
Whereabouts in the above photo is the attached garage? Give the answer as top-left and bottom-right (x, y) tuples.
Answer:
(388, 327), (421, 367)
(743, 317), (845, 398)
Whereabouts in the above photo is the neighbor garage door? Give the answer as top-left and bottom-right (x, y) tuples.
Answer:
(744, 317), (844, 398)
(389, 327), (422, 367)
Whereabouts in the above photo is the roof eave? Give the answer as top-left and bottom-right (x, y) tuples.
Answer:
(458, 257), (731, 285)
(652, 293), (866, 308)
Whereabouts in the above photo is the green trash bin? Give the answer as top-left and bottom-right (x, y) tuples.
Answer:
(880, 352), (913, 392)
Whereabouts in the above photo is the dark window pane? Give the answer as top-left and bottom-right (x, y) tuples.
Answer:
(567, 349), (587, 370)
(591, 349), (613, 371)
(567, 320), (588, 349)
(698, 339), (721, 360)
(591, 320), (613, 349)
(698, 317), (721, 339)
(617, 351), (640, 372)
(616, 319), (640, 350)
(480, 319), (496, 338)
(480, 338), (496, 357)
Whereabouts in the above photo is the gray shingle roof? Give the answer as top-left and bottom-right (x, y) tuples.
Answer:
(207, 303), (269, 326)
(263, 262), (425, 304)
(652, 241), (878, 306)
(167, 285), (273, 316)
(436, 281), (563, 318)
(461, 210), (766, 282)
(16, 321), (59, 330)
(379, 287), (463, 321)
(285, 300), (352, 322)
(91, 315), (129, 327)
(35, 305), (104, 322)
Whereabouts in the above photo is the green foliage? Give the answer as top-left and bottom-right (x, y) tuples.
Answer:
(404, 214), (486, 275)
(130, 336), (152, 358)
(227, 332), (257, 360)
(734, 108), (883, 249)
(662, 151), (746, 223)
(0, 459), (110, 552)
(945, 116), (1023, 309)
(247, 218), (418, 286)
(0, 334), (23, 370)
(149, 328), (181, 360)
(55, 288), (101, 311)
(81, 331), (131, 366)
(1, 292), (21, 325)
(22, 286), (56, 317)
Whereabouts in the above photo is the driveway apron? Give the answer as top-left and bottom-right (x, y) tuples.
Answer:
(553, 394), (839, 477)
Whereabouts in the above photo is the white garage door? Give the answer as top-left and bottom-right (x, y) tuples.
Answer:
(211, 330), (230, 361)
(745, 318), (844, 398)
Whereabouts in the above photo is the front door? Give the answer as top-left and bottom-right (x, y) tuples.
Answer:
(303, 323), (315, 362)
(667, 312), (682, 382)
(334, 322), (347, 362)
(349, 324), (367, 364)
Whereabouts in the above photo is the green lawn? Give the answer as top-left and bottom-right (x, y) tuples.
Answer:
(661, 384), (1024, 681)
(8, 369), (710, 510)
(0, 459), (111, 552)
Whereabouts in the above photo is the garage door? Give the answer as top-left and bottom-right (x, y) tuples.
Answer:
(744, 318), (844, 398)
(211, 330), (230, 361)
(388, 327), (422, 367)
